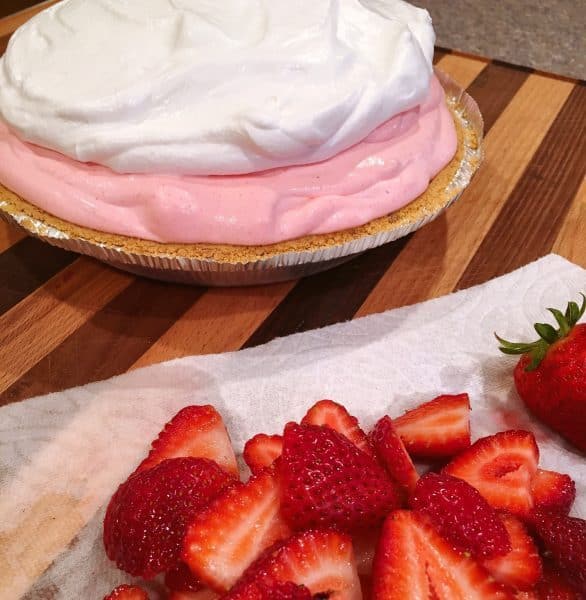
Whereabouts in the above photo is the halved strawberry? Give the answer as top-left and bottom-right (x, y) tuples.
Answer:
(243, 434), (283, 474)
(280, 422), (401, 533)
(410, 472), (511, 559)
(533, 561), (583, 599)
(370, 416), (419, 495)
(392, 394), (471, 460)
(137, 405), (239, 477)
(169, 591), (219, 600)
(443, 430), (539, 516)
(104, 585), (148, 600)
(301, 399), (374, 457)
(482, 514), (542, 590)
(531, 469), (576, 515)
(224, 580), (312, 599)
(183, 468), (291, 591)
(165, 563), (204, 593)
(352, 528), (382, 576)
(530, 511), (586, 594)
(372, 510), (514, 599)
(226, 529), (362, 600)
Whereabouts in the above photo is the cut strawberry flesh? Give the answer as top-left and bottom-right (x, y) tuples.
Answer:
(443, 430), (539, 516)
(226, 529), (362, 600)
(169, 591), (219, 600)
(372, 510), (514, 599)
(393, 394), (471, 460)
(243, 434), (283, 474)
(531, 469), (576, 515)
(482, 514), (542, 590)
(183, 469), (291, 592)
(301, 399), (375, 457)
(103, 585), (149, 600)
(370, 415), (419, 495)
(137, 405), (239, 477)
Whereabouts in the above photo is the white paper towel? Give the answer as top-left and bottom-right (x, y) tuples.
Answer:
(0, 253), (584, 600)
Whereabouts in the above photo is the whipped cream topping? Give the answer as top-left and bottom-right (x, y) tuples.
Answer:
(0, 0), (434, 175)
(0, 77), (457, 245)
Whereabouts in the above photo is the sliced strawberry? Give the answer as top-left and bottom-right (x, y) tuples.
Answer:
(165, 562), (204, 593)
(533, 561), (583, 599)
(183, 468), (291, 591)
(301, 399), (374, 457)
(531, 511), (586, 594)
(226, 529), (362, 600)
(370, 415), (419, 494)
(482, 514), (542, 590)
(352, 528), (381, 576)
(392, 393), (471, 460)
(443, 430), (539, 516)
(243, 434), (283, 474)
(224, 580), (312, 599)
(531, 469), (576, 515)
(104, 585), (148, 600)
(136, 405), (238, 477)
(372, 510), (514, 599)
(280, 422), (401, 533)
(410, 472), (511, 559)
(103, 457), (232, 578)
(169, 591), (219, 600)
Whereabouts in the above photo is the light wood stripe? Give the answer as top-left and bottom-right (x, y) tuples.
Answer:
(0, 220), (25, 252)
(0, 0), (57, 37)
(0, 258), (132, 396)
(435, 52), (489, 88)
(553, 176), (586, 266)
(356, 74), (574, 317)
(131, 282), (295, 369)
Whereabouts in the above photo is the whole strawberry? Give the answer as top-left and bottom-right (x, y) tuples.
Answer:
(497, 294), (586, 453)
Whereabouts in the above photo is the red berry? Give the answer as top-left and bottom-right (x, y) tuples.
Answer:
(482, 514), (542, 590)
(410, 472), (511, 559)
(301, 399), (375, 457)
(533, 560), (583, 600)
(370, 415), (419, 494)
(103, 457), (232, 578)
(226, 579), (312, 600)
(392, 394), (471, 460)
(243, 434), (283, 474)
(103, 585), (149, 600)
(443, 430), (539, 516)
(137, 405), (238, 477)
(531, 511), (586, 594)
(531, 469), (576, 515)
(280, 422), (401, 533)
(165, 562), (204, 593)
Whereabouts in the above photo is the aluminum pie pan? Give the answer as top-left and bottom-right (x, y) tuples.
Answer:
(0, 69), (484, 286)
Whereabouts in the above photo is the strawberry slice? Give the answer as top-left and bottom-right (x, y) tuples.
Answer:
(280, 422), (401, 533)
(183, 468), (291, 592)
(392, 393), (471, 460)
(165, 562), (204, 593)
(531, 469), (576, 515)
(301, 399), (374, 456)
(226, 529), (362, 600)
(443, 430), (539, 516)
(169, 591), (219, 600)
(410, 472), (512, 559)
(530, 511), (586, 594)
(352, 528), (381, 576)
(482, 514), (542, 590)
(224, 580), (312, 599)
(137, 405), (239, 477)
(104, 457), (232, 578)
(372, 510), (514, 599)
(370, 415), (419, 494)
(533, 561), (583, 599)
(243, 434), (283, 474)
(104, 585), (148, 600)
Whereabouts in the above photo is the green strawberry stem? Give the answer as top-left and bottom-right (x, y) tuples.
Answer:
(495, 293), (586, 371)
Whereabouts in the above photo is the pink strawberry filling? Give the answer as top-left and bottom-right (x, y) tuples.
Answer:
(0, 77), (456, 245)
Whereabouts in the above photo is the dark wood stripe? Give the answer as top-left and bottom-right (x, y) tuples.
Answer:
(0, 32), (11, 55)
(0, 278), (205, 404)
(433, 47), (450, 64)
(0, 237), (77, 315)
(457, 82), (586, 289)
(0, 0), (42, 19)
(465, 61), (531, 132)
(242, 235), (411, 348)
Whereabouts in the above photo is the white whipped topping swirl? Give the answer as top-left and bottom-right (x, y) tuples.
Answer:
(0, 0), (435, 175)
